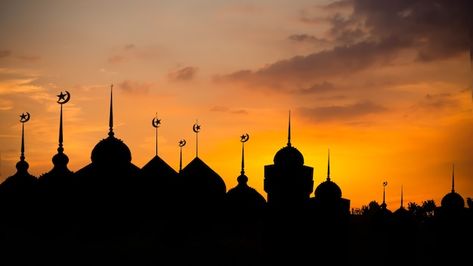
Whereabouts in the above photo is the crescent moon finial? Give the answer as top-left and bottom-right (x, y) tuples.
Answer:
(152, 117), (161, 128)
(19, 112), (31, 123)
(57, 91), (71, 104)
(383, 181), (388, 187)
(178, 139), (187, 147)
(193, 122), (201, 133)
(240, 133), (249, 143)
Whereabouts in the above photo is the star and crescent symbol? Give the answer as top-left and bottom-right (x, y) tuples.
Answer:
(240, 133), (249, 143)
(57, 91), (71, 104)
(383, 181), (388, 187)
(193, 123), (201, 133)
(152, 117), (161, 128)
(178, 139), (187, 147)
(19, 112), (30, 123)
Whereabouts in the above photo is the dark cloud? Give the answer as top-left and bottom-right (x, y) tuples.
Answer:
(222, 0), (472, 88)
(298, 81), (335, 94)
(288, 34), (329, 45)
(420, 93), (457, 110)
(117, 80), (151, 95)
(0, 50), (12, 59)
(298, 101), (386, 122)
(168, 66), (198, 81)
(124, 44), (135, 50)
(210, 106), (248, 115)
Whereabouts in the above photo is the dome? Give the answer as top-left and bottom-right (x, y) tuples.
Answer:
(226, 174), (266, 210)
(273, 145), (304, 167)
(91, 136), (132, 164)
(52, 152), (69, 167)
(441, 192), (465, 209)
(314, 180), (342, 200)
(181, 157), (226, 198)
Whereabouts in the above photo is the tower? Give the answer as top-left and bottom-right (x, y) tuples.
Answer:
(264, 111), (313, 209)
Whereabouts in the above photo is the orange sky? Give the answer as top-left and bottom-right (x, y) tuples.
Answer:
(1, 0), (472, 209)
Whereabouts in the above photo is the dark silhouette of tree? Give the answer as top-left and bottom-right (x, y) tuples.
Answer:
(361, 200), (381, 216)
(422, 200), (436, 217)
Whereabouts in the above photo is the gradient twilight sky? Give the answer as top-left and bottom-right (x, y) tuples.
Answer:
(1, 0), (472, 209)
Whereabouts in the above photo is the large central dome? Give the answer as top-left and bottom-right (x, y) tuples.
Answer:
(273, 145), (304, 167)
(91, 135), (132, 164)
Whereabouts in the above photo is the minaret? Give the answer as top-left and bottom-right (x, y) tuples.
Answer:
(50, 91), (71, 171)
(109, 84), (114, 137)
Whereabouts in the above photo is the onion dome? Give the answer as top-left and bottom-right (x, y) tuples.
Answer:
(441, 164), (465, 209)
(273, 111), (304, 167)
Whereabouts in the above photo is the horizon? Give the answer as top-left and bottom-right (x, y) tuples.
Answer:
(1, 0), (472, 209)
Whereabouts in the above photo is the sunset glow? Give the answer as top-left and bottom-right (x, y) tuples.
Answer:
(1, 0), (472, 209)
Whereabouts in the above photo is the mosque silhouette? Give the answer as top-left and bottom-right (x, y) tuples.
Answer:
(0, 88), (471, 266)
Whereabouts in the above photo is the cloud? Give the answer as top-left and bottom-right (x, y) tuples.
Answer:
(0, 50), (12, 59)
(221, 0), (472, 89)
(298, 101), (386, 122)
(117, 80), (152, 95)
(124, 44), (135, 50)
(288, 34), (329, 45)
(297, 81), (336, 94)
(210, 106), (248, 115)
(168, 66), (198, 81)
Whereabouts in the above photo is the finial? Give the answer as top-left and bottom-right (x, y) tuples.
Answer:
(400, 185), (404, 208)
(57, 91), (70, 153)
(240, 133), (250, 176)
(193, 120), (201, 158)
(327, 148), (331, 181)
(152, 113), (161, 156)
(109, 84), (114, 137)
(287, 110), (292, 147)
(178, 139), (186, 172)
(19, 112), (31, 161)
(451, 163), (455, 193)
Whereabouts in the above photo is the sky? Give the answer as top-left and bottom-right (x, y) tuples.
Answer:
(0, 0), (472, 209)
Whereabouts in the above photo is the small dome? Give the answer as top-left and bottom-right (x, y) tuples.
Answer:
(227, 174), (266, 210)
(52, 152), (69, 167)
(274, 145), (304, 167)
(441, 192), (465, 209)
(16, 160), (29, 173)
(91, 136), (132, 164)
(314, 180), (342, 200)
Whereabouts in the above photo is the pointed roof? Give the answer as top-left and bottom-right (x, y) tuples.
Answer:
(314, 149), (342, 200)
(394, 186), (409, 216)
(0, 112), (36, 195)
(89, 85), (133, 164)
(180, 157), (226, 199)
(273, 111), (304, 167)
(141, 155), (178, 177)
(441, 164), (465, 209)
(227, 134), (265, 209)
(39, 91), (73, 183)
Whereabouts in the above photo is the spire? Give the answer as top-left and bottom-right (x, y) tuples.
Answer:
(451, 163), (455, 193)
(178, 139), (186, 172)
(193, 121), (201, 158)
(327, 149), (331, 181)
(400, 185), (404, 208)
(56, 91), (70, 153)
(287, 110), (291, 147)
(108, 84), (114, 137)
(152, 113), (161, 156)
(382, 181), (388, 209)
(19, 112), (31, 161)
